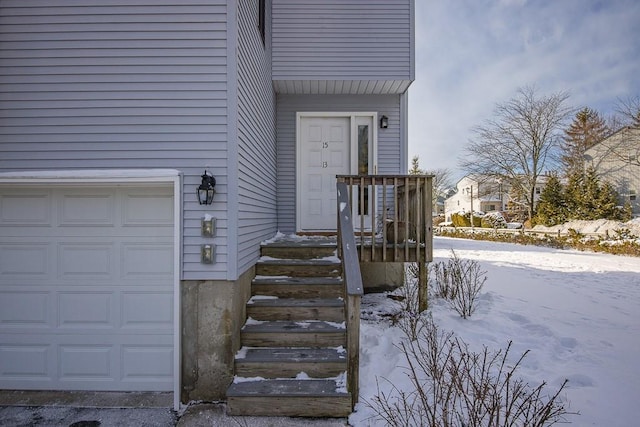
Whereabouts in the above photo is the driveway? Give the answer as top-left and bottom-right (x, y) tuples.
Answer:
(0, 391), (348, 427)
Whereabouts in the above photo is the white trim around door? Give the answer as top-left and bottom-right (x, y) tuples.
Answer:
(296, 112), (378, 233)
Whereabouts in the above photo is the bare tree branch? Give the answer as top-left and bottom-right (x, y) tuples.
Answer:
(460, 86), (572, 220)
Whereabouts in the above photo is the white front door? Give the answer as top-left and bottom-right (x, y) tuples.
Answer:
(297, 113), (377, 232)
(298, 116), (351, 231)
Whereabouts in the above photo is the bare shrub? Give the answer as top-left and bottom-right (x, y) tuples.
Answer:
(367, 315), (575, 426)
(395, 273), (423, 340)
(431, 250), (487, 318)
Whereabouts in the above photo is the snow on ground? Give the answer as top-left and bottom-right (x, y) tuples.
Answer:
(532, 217), (640, 237)
(350, 236), (640, 427)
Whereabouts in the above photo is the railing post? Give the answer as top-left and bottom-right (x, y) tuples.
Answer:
(346, 293), (360, 408)
(418, 176), (433, 312)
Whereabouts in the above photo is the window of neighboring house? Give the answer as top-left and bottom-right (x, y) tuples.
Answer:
(487, 204), (496, 211)
(258, 0), (266, 45)
(535, 187), (541, 194)
(630, 190), (637, 201)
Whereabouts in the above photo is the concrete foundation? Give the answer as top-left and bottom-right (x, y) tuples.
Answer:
(359, 262), (405, 293)
(180, 268), (253, 403)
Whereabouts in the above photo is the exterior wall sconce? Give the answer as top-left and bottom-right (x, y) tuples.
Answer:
(201, 216), (216, 237)
(197, 171), (216, 205)
(379, 115), (388, 129)
(201, 244), (214, 264)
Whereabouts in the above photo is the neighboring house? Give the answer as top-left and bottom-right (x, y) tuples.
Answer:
(444, 175), (504, 221)
(584, 126), (640, 215)
(0, 0), (414, 410)
(444, 174), (552, 222)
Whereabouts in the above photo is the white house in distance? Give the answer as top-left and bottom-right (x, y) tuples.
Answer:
(444, 175), (504, 221)
(0, 0), (415, 414)
(444, 174), (552, 222)
(585, 126), (640, 215)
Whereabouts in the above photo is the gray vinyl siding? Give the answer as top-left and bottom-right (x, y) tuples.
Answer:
(0, 0), (229, 280)
(276, 94), (402, 233)
(235, 0), (278, 275)
(272, 0), (413, 83)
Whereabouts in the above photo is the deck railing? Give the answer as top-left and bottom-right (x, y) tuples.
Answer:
(336, 174), (434, 310)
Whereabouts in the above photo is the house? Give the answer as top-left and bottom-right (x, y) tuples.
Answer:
(444, 174), (553, 222)
(443, 175), (504, 221)
(584, 126), (640, 215)
(0, 0), (416, 413)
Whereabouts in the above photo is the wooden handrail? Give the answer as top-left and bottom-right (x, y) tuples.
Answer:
(336, 181), (363, 409)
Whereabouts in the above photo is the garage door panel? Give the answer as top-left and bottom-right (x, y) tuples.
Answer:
(58, 292), (114, 329)
(0, 291), (50, 327)
(122, 344), (173, 383)
(0, 343), (51, 380)
(0, 184), (174, 392)
(58, 191), (115, 227)
(1, 243), (50, 276)
(122, 191), (174, 227)
(59, 345), (113, 380)
(58, 243), (114, 279)
(121, 292), (173, 328)
(122, 243), (173, 280)
(1, 335), (173, 390)
(0, 192), (52, 226)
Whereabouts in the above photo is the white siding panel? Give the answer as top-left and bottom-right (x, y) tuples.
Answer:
(272, 0), (413, 92)
(276, 94), (401, 233)
(0, 1), (230, 281)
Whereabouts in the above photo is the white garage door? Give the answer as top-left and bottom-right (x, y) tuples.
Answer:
(0, 185), (175, 392)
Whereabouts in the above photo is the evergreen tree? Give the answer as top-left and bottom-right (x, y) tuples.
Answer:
(561, 108), (608, 177)
(409, 155), (423, 174)
(598, 182), (631, 221)
(563, 170), (585, 219)
(562, 167), (632, 222)
(581, 167), (602, 220)
(535, 175), (566, 226)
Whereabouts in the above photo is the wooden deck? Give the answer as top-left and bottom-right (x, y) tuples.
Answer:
(261, 234), (429, 263)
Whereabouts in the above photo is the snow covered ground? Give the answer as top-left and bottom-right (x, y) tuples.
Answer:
(350, 236), (640, 426)
(533, 217), (640, 238)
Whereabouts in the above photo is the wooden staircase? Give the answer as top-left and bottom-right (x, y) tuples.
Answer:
(226, 238), (353, 417)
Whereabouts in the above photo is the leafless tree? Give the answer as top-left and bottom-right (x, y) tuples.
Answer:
(460, 86), (572, 220)
(613, 95), (640, 129)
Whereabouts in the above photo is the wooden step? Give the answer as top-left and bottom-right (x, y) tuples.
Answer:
(260, 241), (336, 259)
(241, 320), (346, 348)
(255, 258), (342, 278)
(235, 347), (347, 378)
(251, 276), (344, 299)
(261, 241), (337, 260)
(227, 379), (351, 417)
(246, 297), (345, 322)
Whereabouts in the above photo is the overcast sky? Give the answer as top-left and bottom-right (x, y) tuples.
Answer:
(408, 0), (640, 182)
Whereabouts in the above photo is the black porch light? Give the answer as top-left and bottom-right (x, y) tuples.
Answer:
(379, 115), (389, 129)
(197, 171), (216, 205)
